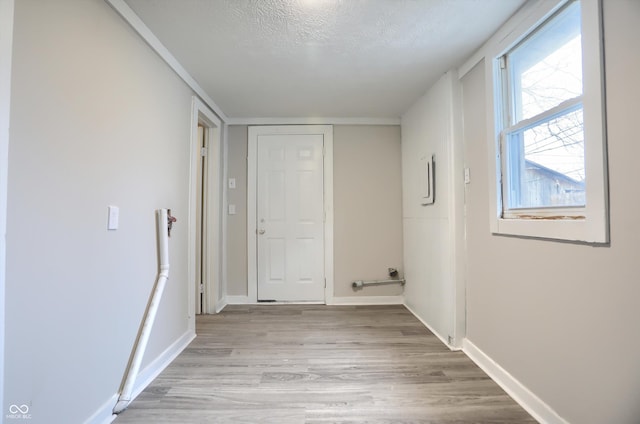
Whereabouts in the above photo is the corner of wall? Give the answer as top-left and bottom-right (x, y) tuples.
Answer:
(403, 302), (459, 351)
(400, 69), (463, 349)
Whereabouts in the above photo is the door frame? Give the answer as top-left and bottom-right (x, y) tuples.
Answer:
(0, 0), (14, 413)
(247, 125), (334, 303)
(188, 96), (222, 322)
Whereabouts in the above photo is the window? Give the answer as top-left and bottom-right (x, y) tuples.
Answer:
(502, 2), (584, 212)
(488, 0), (608, 243)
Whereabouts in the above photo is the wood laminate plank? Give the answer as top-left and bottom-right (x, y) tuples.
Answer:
(114, 305), (535, 423)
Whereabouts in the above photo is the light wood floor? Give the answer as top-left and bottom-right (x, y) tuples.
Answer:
(114, 305), (535, 423)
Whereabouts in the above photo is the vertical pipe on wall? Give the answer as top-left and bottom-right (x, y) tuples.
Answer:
(113, 209), (170, 414)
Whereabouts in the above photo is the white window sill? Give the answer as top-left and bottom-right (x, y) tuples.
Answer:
(494, 216), (608, 243)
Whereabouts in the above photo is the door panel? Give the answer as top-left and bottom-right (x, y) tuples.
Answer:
(266, 170), (286, 221)
(257, 134), (324, 301)
(266, 238), (285, 281)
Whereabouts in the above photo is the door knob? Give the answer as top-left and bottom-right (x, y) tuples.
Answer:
(258, 229), (265, 235)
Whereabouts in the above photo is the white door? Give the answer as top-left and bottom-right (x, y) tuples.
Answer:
(257, 133), (325, 301)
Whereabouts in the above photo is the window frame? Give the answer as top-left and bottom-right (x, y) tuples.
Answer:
(485, 0), (608, 243)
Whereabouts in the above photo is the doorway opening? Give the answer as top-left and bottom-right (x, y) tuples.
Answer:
(195, 124), (206, 314)
(189, 97), (222, 326)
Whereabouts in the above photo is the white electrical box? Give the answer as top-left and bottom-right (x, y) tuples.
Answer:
(421, 155), (435, 206)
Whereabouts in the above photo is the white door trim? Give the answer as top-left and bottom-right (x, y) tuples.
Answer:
(189, 96), (222, 321)
(247, 125), (334, 304)
(218, 123), (229, 312)
(0, 0), (14, 414)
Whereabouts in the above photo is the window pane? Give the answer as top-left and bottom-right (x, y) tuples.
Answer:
(509, 1), (582, 122)
(506, 107), (585, 209)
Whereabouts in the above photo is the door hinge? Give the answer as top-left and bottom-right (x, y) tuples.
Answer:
(199, 283), (204, 294)
(201, 147), (207, 157)
(324, 278), (327, 288)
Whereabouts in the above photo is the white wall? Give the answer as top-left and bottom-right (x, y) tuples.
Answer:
(401, 72), (463, 345)
(226, 125), (248, 296)
(225, 124), (404, 301)
(5, 0), (196, 422)
(461, 1), (640, 422)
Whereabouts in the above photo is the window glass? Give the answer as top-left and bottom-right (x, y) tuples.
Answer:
(508, 1), (582, 122)
(506, 106), (584, 208)
(502, 0), (585, 211)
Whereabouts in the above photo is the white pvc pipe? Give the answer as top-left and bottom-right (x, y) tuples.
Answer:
(113, 209), (170, 414)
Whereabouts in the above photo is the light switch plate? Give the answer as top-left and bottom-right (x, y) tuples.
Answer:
(228, 204), (236, 215)
(108, 205), (119, 230)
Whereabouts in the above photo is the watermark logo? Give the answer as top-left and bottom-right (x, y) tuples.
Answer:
(7, 404), (31, 420)
(9, 405), (28, 414)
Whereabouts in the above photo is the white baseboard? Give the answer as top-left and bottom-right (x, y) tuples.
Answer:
(84, 393), (118, 424)
(131, 330), (196, 399)
(226, 295), (404, 306)
(329, 295), (404, 305)
(215, 297), (228, 312)
(87, 330), (196, 424)
(403, 303), (458, 351)
(225, 295), (251, 304)
(462, 339), (568, 424)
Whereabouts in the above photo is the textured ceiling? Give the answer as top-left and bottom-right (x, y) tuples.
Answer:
(124, 0), (526, 119)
